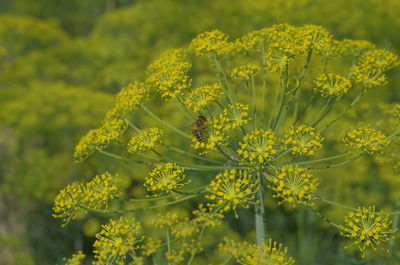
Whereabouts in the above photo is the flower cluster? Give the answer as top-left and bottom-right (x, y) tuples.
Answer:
(313, 73), (352, 97)
(146, 61), (192, 100)
(105, 81), (150, 120)
(62, 251), (85, 265)
(343, 128), (388, 154)
(268, 165), (319, 206)
(340, 206), (396, 258)
(234, 29), (267, 53)
(340, 39), (376, 57)
(218, 103), (250, 131)
(128, 127), (163, 153)
(74, 119), (127, 162)
(206, 169), (258, 217)
(192, 204), (224, 227)
(237, 129), (279, 165)
(146, 48), (188, 74)
(144, 163), (188, 196)
(298, 24), (333, 52)
(282, 125), (323, 156)
(53, 172), (120, 225)
(221, 238), (295, 265)
(93, 216), (143, 264)
(189, 29), (231, 56)
(191, 118), (227, 154)
(230, 64), (261, 81)
(184, 83), (222, 112)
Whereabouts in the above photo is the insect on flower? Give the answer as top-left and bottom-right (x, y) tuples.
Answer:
(192, 115), (208, 143)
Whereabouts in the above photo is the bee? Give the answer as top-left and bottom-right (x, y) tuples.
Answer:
(192, 115), (208, 142)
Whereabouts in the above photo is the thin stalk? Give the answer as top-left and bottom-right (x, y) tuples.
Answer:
(212, 53), (235, 105)
(251, 76), (257, 130)
(141, 105), (191, 139)
(165, 145), (225, 165)
(310, 97), (334, 127)
(272, 63), (289, 132)
(282, 152), (351, 167)
(98, 149), (156, 166)
(308, 153), (362, 170)
(293, 94), (316, 125)
(261, 44), (267, 123)
(255, 173), (266, 245)
(318, 88), (367, 133)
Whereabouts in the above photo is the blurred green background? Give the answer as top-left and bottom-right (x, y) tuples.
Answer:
(1, 0), (400, 264)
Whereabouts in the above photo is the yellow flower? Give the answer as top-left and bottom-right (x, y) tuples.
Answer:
(184, 83), (223, 112)
(267, 165), (319, 206)
(141, 237), (161, 257)
(298, 24), (333, 52)
(105, 81), (150, 120)
(231, 64), (261, 81)
(146, 48), (188, 74)
(93, 216), (142, 264)
(53, 182), (87, 225)
(146, 61), (192, 100)
(62, 251), (85, 265)
(237, 129), (279, 166)
(191, 118), (227, 154)
(340, 206), (397, 258)
(170, 218), (199, 237)
(357, 49), (399, 72)
(218, 103), (250, 131)
(153, 212), (179, 229)
(144, 163), (189, 196)
(189, 29), (232, 56)
(192, 204), (224, 227)
(84, 172), (121, 209)
(220, 238), (295, 265)
(74, 119), (127, 162)
(234, 29), (268, 53)
(127, 127), (163, 153)
(343, 127), (388, 154)
(313, 73), (352, 97)
(340, 39), (376, 57)
(282, 125), (324, 156)
(206, 169), (258, 217)
(351, 65), (387, 88)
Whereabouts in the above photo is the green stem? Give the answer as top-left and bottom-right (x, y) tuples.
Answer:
(141, 105), (192, 139)
(280, 152), (351, 167)
(261, 44), (267, 123)
(310, 97), (335, 127)
(293, 94), (316, 125)
(272, 63), (289, 132)
(98, 149), (156, 166)
(165, 145), (225, 165)
(318, 88), (368, 133)
(212, 53), (235, 105)
(255, 173), (266, 245)
(308, 153), (362, 170)
(251, 76), (257, 130)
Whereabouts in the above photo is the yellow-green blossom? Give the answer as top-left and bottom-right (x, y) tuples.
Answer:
(237, 129), (279, 165)
(189, 29), (231, 56)
(191, 118), (227, 154)
(268, 165), (319, 206)
(298, 24), (333, 52)
(231, 64), (261, 81)
(313, 73), (352, 97)
(206, 169), (258, 217)
(93, 216), (143, 264)
(144, 163), (188, 196)
(146, 48), (188, 74)
(128, 127), (163, 153)
(357, 49), (399, 72)
(282, 125), (324, 156)
(170, 218), (199, 237)
(53, 182), (87, 225)
(146, 61), (192, 100)
(84, 172), (121, 209)
(62, 251), (85, 265)
(218, 103), (250, 131)
(185, 83), (222, 112)
(239, 239), (295, 265)
(105, 82), (150, 120)
(340, 206), (397, 258)
(343, 128), (388, 154)
(74, 119), (127, 162)
(351, 65), (387, 88)
(192, 204), (224, 227)
(340, 39), (376, 57)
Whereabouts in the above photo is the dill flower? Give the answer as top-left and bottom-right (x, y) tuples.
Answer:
(230, 64), (261, 81)
(171, 218), (199, 237)
(340, 39), (376, 58)
(237, 129), (279, 165)
(192, 204), (224, 227)
(62, 251), (85, 265)
(105, 82), (150, 120)
(343, 128), (388, 154)
(144, 163), (189, 196)
(219, 238), (251, 260)
(84, 172), (121, 209)
(351, 65), (387, 88)
(340, 206), (397, 258)
(191, 118), (227, 154)
(74, 119), (127, 162)
(146, 61), (192, 100)
(53, 181), (87, 225)
(392, 104), (400, 122)
(218, 103), (250, 131)
(93, 216), (143, 264)
(141, 237), (161, 257)
(357, 49), (399, 72)
(282, 125), (323, 156)
(298, 24), (333, 52)
(153, 212), (179, 228)
(238, 239), (295, 265)
(267, 165), (319, 206)
(206, 169), (259, 217)
(189, 29), (231, 56)
(313, 73), (352, 97)
(184, 83), (223, 112)
(234, 30), (266, 53)
(146, 48), (188, 74)
(127, 127), (163, 153)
